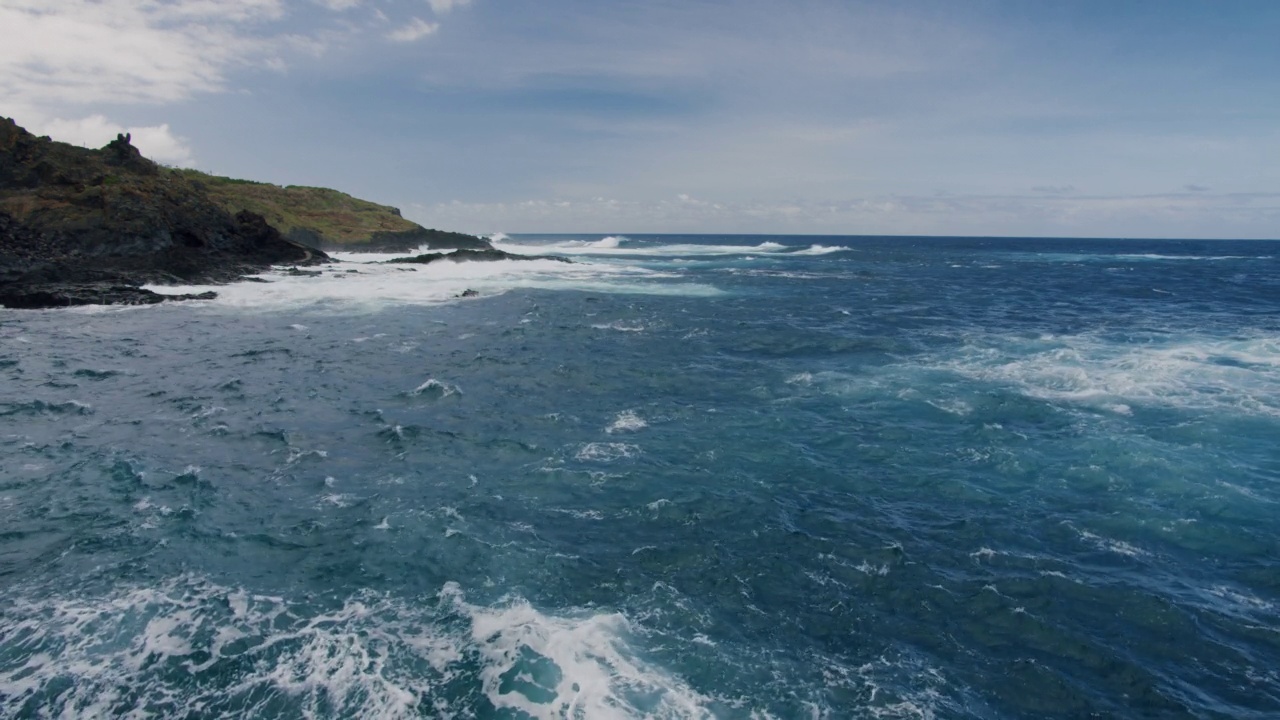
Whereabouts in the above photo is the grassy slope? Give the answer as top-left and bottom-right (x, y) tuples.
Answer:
(172, 169), (421, 244)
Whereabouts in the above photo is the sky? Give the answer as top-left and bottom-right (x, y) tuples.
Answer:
(2, 0), (1278, 238)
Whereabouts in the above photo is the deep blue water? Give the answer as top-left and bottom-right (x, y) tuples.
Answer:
(1, 235), (1278, 718)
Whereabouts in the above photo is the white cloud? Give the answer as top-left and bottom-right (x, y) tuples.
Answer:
(387, 17), (438, 42)
(39, 114), (196, 167)
(427, 0), (471, 15)
(404, 192), (1280, 239)
(0, 0), (286, 111)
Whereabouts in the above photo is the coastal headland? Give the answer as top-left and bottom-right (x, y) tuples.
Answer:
(0, 118), (499, 309)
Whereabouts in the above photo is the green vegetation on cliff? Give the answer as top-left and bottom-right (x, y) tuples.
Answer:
(0, 114), (493, 307)
(0, 118), (324, 307)
(171, 169), (488, 252)
(172, 169), (416, 243)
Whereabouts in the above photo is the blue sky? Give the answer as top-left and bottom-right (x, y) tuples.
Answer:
(2, 0), (1278, 237)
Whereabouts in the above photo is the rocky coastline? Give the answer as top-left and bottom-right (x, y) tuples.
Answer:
(384, 248), (572, 265)
(0, 117), (507, 309)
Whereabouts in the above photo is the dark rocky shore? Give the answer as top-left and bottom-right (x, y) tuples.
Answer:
(384, 248), (572, 265)
(0, 118), (333, 308)
(0, 117), (534, 309)
(292, 225), (493, 254)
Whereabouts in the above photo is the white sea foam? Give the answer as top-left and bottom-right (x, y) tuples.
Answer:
(319, 493), (355, 508)
(146, 250), (722, 312)
(606, 410), (648, 434)
(935, 333), (1280, 417)
(1077, 529), (1150, 558)
(1113, 253), (1269, 261)
(0, 576), (711, 719)
(493, 237), (845, 259)
(549, 508), (605, 520)
(926, 397), (972, 416)
(817, 552), (891, 577)
(410, 378), (461, 397)
(439, 583), (710, 718)
(575, 442), (641, 462)
(1007, 251), (1273, 263)
(1206, 585), (1276, 614)
(791, 244), (851, 256)
(592, 321), (648, 332)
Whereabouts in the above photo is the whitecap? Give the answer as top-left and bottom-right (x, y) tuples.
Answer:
(410, 378), (461, 397)
(319, 493), (355, 508)
(0, 576), (712, 719)
(575, 442), (641, 462)
(605, 410), (648, 434)
(791, 244), (850, 256)
(494, 237), (810, 258)
(1078, 529), (1150, 558)
(439, 582), (710, 718)
(926, 398), (972, 416)
(591, 321), (647, 332)
(933, 333), (1280, 418)
(1207, 585), (1275, 612)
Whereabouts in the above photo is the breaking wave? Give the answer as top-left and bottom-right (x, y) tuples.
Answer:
(0, 576), (710, 719)
(493, 237), (849, 258)
(147, 252), (721, 312)
(937, 333), (1280, 417)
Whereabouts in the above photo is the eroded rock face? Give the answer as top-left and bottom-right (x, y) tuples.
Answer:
(0, 117), (328, 309)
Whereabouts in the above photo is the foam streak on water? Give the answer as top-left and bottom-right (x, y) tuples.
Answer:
(2, 235), (1279, 718)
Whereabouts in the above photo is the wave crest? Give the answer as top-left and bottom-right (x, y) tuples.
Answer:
(0, 576), (710, 719)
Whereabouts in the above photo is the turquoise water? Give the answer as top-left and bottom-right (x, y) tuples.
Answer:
(1, 235), (1277, 718)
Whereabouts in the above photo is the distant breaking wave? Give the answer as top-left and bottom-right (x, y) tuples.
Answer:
(493, 236), (850, 257)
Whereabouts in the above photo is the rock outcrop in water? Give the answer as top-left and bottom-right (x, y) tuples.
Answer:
(384, 248), (572, 265)
(0, 117), (330, 308)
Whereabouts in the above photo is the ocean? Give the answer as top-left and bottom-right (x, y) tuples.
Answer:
(0, 234), (1277, 718)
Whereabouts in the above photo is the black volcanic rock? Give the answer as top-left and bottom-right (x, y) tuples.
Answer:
(0, 117), (327, 309)
(360, 227), (492, 253)
(0, 284), (217, 309)
(385, 248), (571, 265)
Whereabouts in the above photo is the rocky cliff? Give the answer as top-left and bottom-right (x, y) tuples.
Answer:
(0, 117), (331, 308)
(173, 169), (490, 253)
